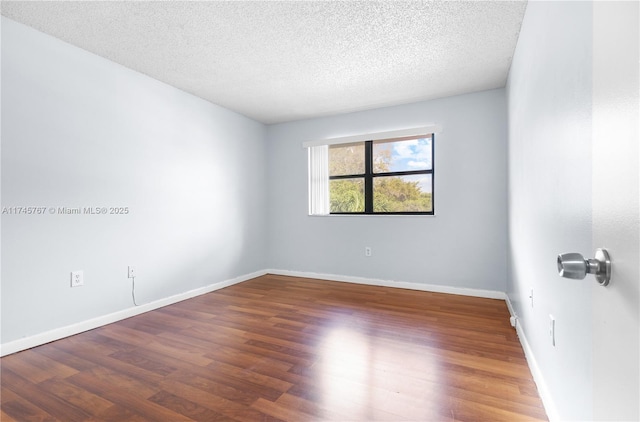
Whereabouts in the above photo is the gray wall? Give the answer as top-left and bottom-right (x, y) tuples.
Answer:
(1, 18), (267, 344)
(506, 2), (593, 420)
(267, 89), (508, 291)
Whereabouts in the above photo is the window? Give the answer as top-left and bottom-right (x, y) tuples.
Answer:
(307, 127), (437, 216)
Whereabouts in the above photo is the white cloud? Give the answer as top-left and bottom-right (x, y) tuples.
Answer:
(407, 160), (428, 168)
(392, 138), (431, 162)
(393, 143), (415, 159)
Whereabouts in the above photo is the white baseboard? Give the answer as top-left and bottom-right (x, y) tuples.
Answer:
(2, 269), (501, 356)
(0, 269), (267, 357)
(505, 295), (559, 421)
(266, 269), (506, 300)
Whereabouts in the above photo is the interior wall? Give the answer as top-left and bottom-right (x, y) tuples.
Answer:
(1, 17), (267, 345)
(266, 89), (508, 292)
(506, 2), (593, 420)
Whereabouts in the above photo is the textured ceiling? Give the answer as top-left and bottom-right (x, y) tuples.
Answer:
(1, 1), (527, 124)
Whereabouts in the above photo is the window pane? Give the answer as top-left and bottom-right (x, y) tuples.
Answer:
(329, 143), (365, 176)
(373, 174), (432, 212)
(330, 178), (365, 213)
(373, 137), (432, 173)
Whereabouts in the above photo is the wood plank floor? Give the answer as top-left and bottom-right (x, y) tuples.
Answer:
(1, 274), (547, 421)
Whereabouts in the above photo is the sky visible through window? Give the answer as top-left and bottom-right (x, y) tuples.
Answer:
(375, 137), (432, 192)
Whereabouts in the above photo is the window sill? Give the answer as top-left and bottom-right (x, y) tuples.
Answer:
(308, 213), (436, 218)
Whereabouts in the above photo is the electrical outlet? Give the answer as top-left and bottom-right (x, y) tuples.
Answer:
(71, 270), (84, 287)
(549, 314), (556, 346)
(529, 288), (534, 308)
(128, 266), (136, 279)
(365, 247), (372, 257)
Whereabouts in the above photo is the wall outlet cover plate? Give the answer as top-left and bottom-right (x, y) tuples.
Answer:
(71, 270), (84, 287)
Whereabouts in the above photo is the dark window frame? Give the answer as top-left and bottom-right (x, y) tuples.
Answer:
(329, 134), (435, 215)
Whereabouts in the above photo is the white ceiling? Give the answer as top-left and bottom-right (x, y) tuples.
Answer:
(1, 1), (527, 124)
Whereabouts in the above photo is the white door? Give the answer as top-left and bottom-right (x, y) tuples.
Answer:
(592, 2), (639, 420)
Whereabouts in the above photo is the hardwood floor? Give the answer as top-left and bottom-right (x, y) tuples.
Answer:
(1, 274), (547, 421)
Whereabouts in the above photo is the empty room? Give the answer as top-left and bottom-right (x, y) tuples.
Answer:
(1, 1), (638, 421)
